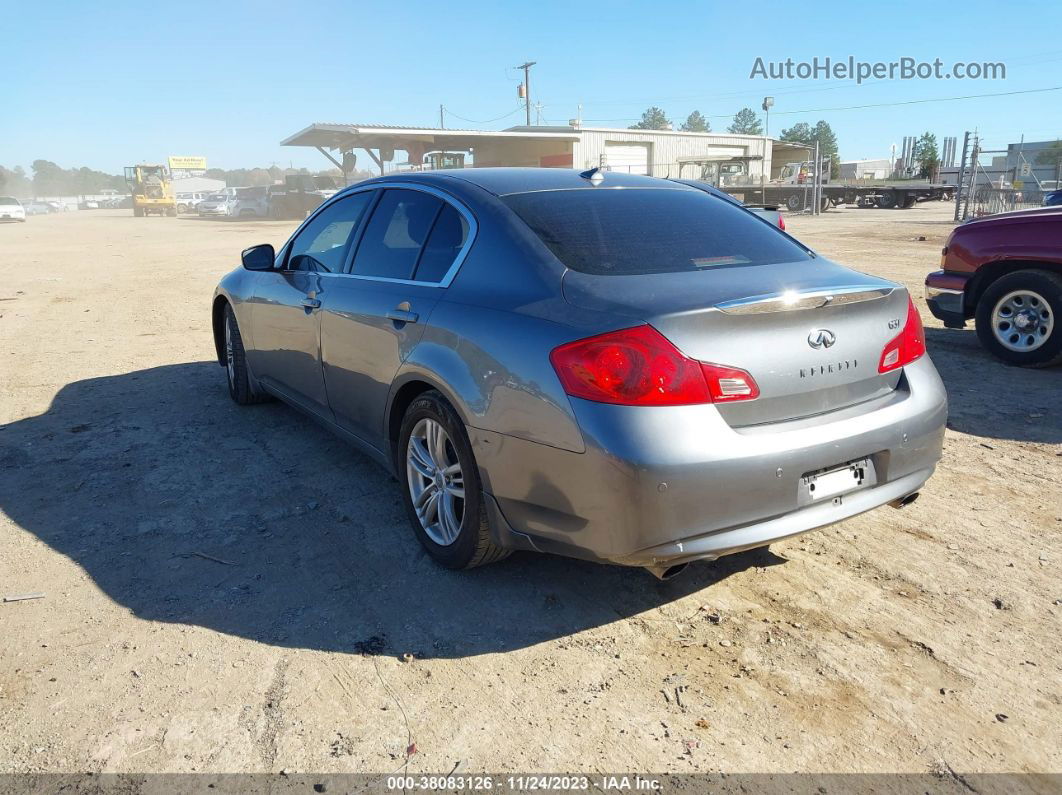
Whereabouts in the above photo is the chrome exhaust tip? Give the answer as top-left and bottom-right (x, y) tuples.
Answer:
(889, 491), (920, 509)
(645, 562), (689, 580)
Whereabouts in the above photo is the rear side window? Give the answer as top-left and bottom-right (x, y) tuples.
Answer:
(413, 204), (469, 283)
(286, 192), (372, 272)
(352, 189), (444, 280)
(502, 188), (811, 275)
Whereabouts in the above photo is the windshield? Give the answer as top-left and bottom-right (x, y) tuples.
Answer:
(502, 188), (811, 275)
(0, 197), (20, 206)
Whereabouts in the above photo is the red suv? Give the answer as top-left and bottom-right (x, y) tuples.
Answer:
(925, 207), (1062, 366)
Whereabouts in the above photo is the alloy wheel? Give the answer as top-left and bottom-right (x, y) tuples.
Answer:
(991, 289), (1054, 352)
(224, 319), (236, 388)
(405, 418), (465, 546)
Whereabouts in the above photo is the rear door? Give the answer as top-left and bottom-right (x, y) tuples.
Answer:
(321, 186), (473, 447)
(248, 192), (373, 417)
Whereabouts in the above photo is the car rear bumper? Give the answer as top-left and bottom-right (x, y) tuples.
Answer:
(925, 270), (970, 328)
(472, 355), (947, 568)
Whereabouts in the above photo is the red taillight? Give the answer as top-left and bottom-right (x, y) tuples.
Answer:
(778, 215), (786, 231)
(878, 296), (927, 373)
(549, 325), (758, 406)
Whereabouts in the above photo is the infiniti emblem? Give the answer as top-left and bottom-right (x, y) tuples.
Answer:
(808, 328), (837, 349)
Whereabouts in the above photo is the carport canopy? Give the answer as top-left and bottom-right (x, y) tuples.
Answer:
(281, 123), (581, 174)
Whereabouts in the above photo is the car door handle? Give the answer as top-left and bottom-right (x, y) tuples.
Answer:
(386, 309), (419, 324)
(301, 297), (321, 309)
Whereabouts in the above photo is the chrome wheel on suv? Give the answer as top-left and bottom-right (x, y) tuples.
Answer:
(975, 269), (1062, 367)
(991, 289), (1054, 352)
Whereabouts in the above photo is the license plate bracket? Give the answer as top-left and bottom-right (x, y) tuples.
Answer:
(801, 458), (875, 503)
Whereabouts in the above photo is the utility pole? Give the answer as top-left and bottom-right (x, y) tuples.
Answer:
(515, 61), (536, 126)
(961, 132), (979, 221)
(439, 104), (445, 129)
(813, 140), (821, 215)
(954, 131), (970, 221)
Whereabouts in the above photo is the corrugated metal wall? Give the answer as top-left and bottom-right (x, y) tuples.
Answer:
(572, 129), (771, 181)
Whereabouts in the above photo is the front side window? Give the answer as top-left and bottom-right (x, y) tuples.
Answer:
(286, 192), (373, 272)
(351, 189), (444, 280)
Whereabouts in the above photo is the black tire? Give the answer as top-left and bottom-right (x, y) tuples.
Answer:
(397, 390), (509, 569)
(876, 192), (898, 209)
(223, 305), (272, 404)
(975, 269), (1062, 367)
(785, 193), (804, 212)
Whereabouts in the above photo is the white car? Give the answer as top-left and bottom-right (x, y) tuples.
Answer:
(0, 197), (26, 222)
(176, 192), (209, 214)
(232, 187), (270, 217)
(197, 193), (237, 217)
(198, 189), (269, 218)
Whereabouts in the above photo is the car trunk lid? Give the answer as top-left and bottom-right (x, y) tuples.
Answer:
(561, 259), (907, 426)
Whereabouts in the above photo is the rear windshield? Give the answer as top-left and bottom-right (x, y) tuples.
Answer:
(502, 188), (811, 275)
(0, 197), (20, 206)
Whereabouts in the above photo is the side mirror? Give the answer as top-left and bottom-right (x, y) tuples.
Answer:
(241, 243), (275, 271)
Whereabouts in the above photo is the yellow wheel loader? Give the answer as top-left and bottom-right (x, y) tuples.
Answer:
(124, 164), (177, 217)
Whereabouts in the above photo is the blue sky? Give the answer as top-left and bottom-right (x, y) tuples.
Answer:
(4, 0), (1062, 173)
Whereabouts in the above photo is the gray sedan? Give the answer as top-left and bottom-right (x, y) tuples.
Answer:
(212, 168), (947, 579)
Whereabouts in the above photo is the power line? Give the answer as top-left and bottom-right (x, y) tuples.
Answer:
(765, 85), (1062, 116)
(579, 85), (1062, 124)
(442, 105), (526, 125)
(552, 48), (1062, 109)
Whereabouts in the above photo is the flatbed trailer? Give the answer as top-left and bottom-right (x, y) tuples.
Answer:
(719, 183), (955, 212)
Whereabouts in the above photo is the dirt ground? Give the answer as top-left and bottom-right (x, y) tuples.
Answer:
(0, 201), (1059, 777)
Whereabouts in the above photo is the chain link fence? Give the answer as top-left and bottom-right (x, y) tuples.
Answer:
(968, 186), (1046, 217)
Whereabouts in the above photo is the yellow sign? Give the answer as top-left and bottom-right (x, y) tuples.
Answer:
(168, 156), (207, 170)
(1013, 180), (1024, 189)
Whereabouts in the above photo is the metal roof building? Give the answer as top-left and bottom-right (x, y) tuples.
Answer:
(281, 123), (811, 185)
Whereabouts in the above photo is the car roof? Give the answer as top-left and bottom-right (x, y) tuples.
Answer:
(347, 167), (696, 197)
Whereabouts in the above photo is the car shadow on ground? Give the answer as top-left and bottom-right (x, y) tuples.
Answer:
(0, 362), (781, 660)
(924, 326), (1061, 444)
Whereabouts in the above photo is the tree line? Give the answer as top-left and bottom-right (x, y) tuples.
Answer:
(0, 161), (373, 197)
(631, 105), (1062, 183)
(629, 106), (841, 177)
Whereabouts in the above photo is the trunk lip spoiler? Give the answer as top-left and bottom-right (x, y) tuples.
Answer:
(715, 285), (895, 315)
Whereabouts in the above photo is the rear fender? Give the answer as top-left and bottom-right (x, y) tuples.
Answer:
(392, 305), (587, 455)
